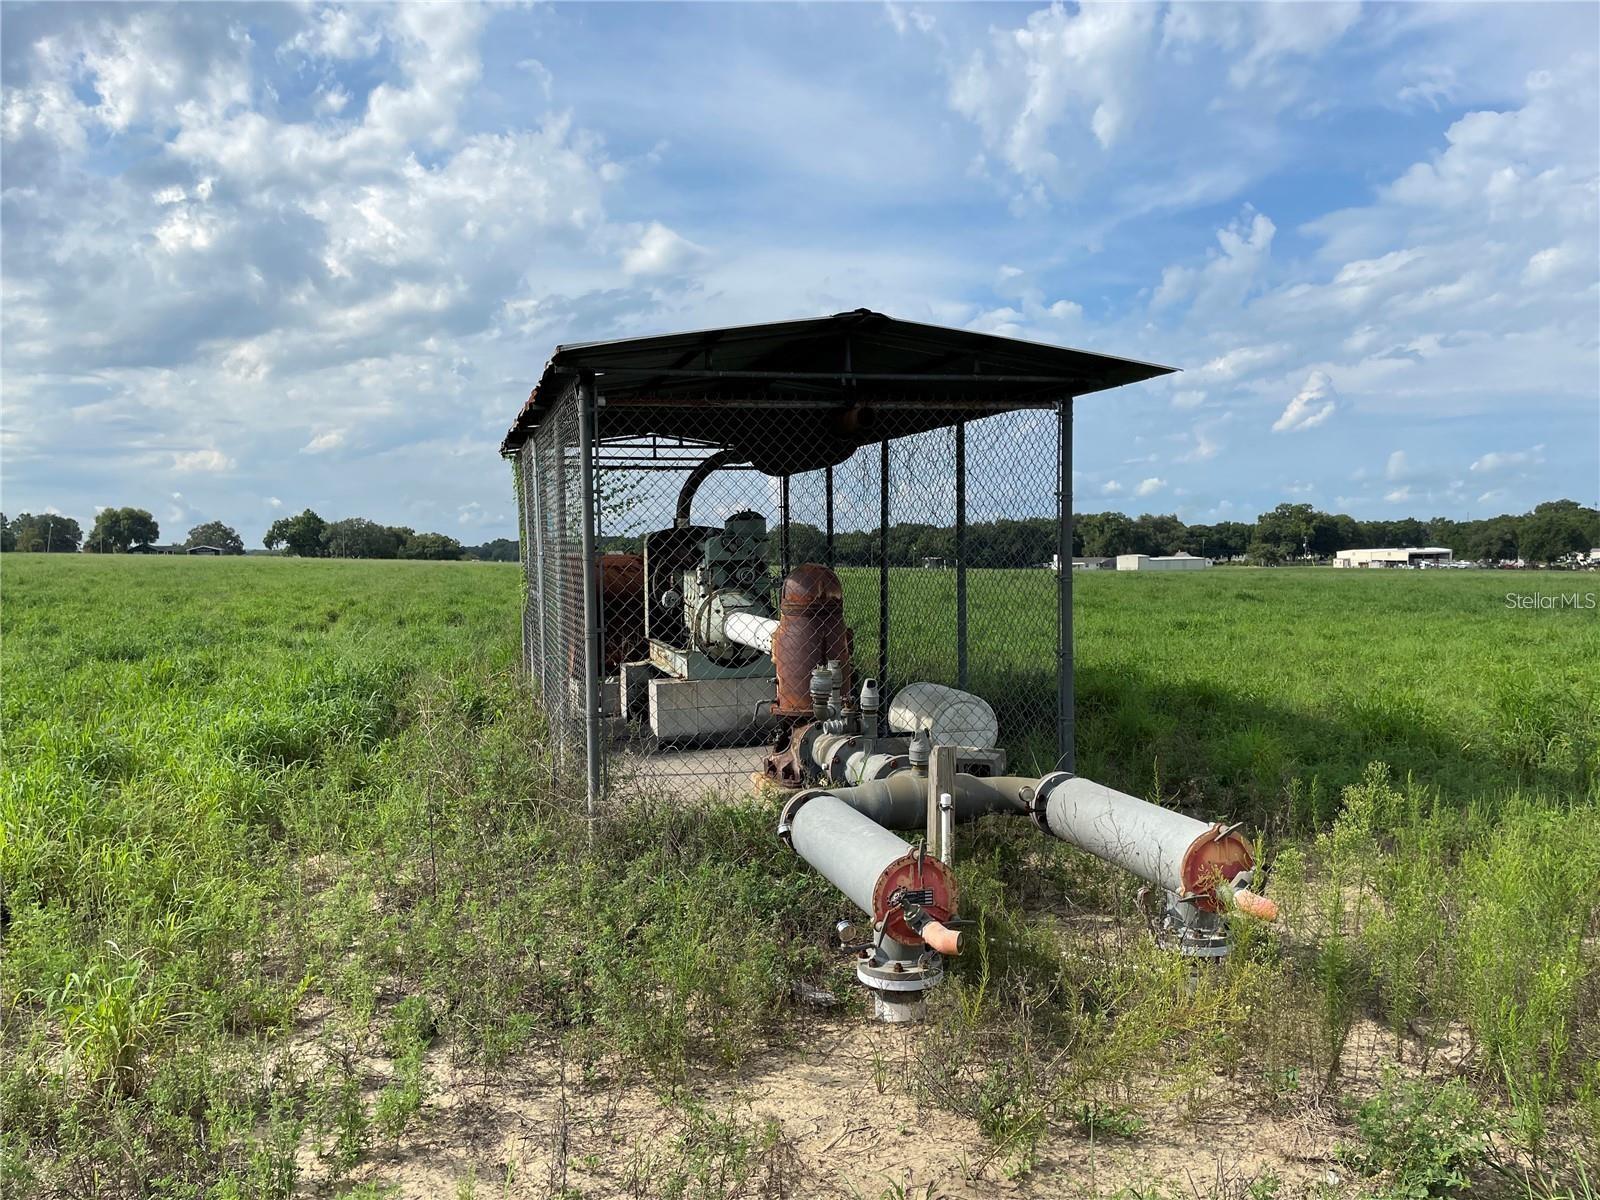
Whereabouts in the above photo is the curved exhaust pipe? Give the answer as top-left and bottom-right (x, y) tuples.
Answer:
(675, 448), (745, 528)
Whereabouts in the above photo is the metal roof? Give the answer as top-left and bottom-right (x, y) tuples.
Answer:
(500, 308), (1174, 469)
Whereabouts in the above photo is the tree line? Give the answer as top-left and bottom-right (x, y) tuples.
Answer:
(0, 508), (245, 554)
(595, 498), (1599, 568)
(0, 506), (516, 561)
(265, 510), (512, 561)
(6, 499), (1594, 566)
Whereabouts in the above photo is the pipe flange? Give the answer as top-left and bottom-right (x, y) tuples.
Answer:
(1029, 770), (1074, 832)
(824, 735), (860, 782)
(777, 787), (830, 850)
(857, 955), (944, 992)
(860, 754), (909, 783)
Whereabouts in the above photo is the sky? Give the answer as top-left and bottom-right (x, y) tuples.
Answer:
(2, 1), (1596, 546)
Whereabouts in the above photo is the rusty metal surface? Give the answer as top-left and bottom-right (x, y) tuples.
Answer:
(770, 564), (853, 718)
(872, 850), (957, 947)
(761, 720), (819, 787)
(597, 553), (646, 671)
(1180, 825), (1255, 913)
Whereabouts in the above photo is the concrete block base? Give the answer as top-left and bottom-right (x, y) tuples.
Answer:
(648, 675), (775, 741)
(568, 675), (621, 719)
(620, 660), (653, 722)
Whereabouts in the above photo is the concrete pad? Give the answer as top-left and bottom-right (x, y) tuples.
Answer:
(648, 675), (776, 741)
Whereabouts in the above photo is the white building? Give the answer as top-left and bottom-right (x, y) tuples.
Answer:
(1115, 552), (1212, 572)
(1333, 547), (1453, 569)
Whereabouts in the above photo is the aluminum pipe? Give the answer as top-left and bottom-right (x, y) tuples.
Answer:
(819, 771), (1032, 830)
(1034, 774), (1253, 913)
(780, 791), (958, 949)
(722, 610), (779, 654)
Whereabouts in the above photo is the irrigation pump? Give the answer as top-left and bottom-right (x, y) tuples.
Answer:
(502, 309), (1176, 806)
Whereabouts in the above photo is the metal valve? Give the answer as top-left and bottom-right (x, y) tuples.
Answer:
(833, 918), (875, 954)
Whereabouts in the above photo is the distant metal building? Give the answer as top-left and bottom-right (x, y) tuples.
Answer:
(501, 309), (1172, 804)
(1333, 547), (1453, 569)
(1116, 552), (1211, 571)
(187, 545), (225, 555)
(1072, 556), (1114, 570)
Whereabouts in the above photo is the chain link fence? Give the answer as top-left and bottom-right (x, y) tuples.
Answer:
(516, 381), (1073, 802)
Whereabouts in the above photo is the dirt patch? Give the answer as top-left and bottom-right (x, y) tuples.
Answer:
(290, 1011), (1386, 1200)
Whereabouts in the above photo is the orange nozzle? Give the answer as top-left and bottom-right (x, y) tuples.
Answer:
(1233, 889), (1279, 922)
(921, 920), (962, 956)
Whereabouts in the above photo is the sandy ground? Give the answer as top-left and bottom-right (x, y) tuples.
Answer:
(287, 1007), (1447, 1200)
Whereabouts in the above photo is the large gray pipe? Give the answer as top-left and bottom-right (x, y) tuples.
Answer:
(1035, 773), (1254, 906)
(819, 771), (1031, 831)
(784, 792), (912, 916)
(1038, 775), (1205, 894)
(780, 790), (962, 956)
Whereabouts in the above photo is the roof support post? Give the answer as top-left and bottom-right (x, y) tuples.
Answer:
(577, 374), (604, 821)
(780, 474), (791, 579)
(1057, 398), (1075, 772)
(955, 421), (968, 690)
(878, 439), (890, 699)
(529, 441), (549, 699)
(825, 465), (835, 568)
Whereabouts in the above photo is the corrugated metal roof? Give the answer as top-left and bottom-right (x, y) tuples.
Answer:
(500, 308), (1175, 461)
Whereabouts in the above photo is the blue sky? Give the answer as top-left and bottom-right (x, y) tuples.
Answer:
(2, 1), (1596, 544)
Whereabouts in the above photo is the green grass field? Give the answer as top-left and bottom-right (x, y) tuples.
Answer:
(839, 566), (1598, 820)
(2, 556), (1597, 1196)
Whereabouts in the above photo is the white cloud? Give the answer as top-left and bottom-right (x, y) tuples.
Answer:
(172, 448), (234, 473)
(285, 6), (383, 61)
(949, 3), (1360, 205)
(1164, 3), (1360, 89)
(1385, 450), (1408, 480)
(301, 430), (347, 455)
(1152, 209), (1275, 311)
(1397, 65), (1459, 111)
(1099, 480), (1124, 495)
(1384, 486), (1413, 503)
(1135, 476), (1166, 497)
(1272, 372), (1338, 433)
(950, 3), (1158, 190)
(1180, 420), (1226, 462)
(456, 501), (508, 528)
(1522, 244), (1584, 284)
(621, 222), (707, 277)
(267, 496), (283, 508)
(1, 5), (1593, 538)
(315, 86), (351, 116)
(884, 2), (936, 39)
(1470, 444), (1546, 473)
(516, 57), (555, 101)
(1198, 344), (1287, 381)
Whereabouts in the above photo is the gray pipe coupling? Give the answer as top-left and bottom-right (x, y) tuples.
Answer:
(1028, 770), (1074, 831)
(777, 787), (831, 850)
